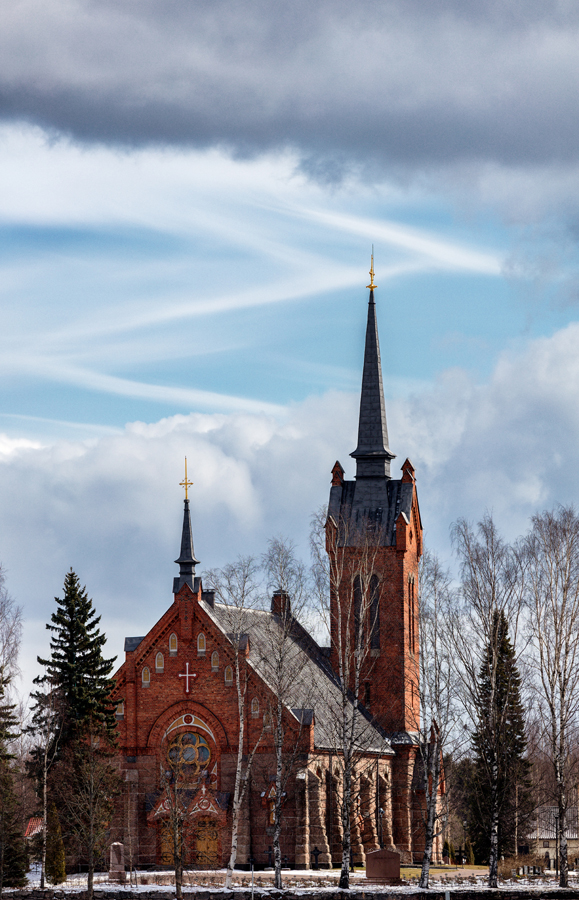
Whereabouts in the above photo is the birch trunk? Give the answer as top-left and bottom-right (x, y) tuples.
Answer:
(225, 651), (246, 889)
(419, 733), (441, 889)
(488, 777), (499, 889)
(273, 702), (283, 889)
(174, 809), (183, 900)
(41, 749), (47, 890)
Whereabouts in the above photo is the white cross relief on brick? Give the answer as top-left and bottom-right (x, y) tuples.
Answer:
(178, 661), (197, 693)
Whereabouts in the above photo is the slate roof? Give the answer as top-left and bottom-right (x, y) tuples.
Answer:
(206, 600), (393, 757)
(124, 636), (145, 652)
(350, 290), (395, 480)
(328, 475), (415, 547)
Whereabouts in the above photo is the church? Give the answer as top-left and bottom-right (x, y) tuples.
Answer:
(110, 264), (433, 870)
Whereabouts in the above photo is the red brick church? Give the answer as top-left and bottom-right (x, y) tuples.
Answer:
(111, 268), (432, 869)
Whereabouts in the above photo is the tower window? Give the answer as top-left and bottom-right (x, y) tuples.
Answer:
(169, 633), (178, 656)
(211, 651), (219, 671)
(364, 682), (371, 708)
(197, 633), (206, 656)
(408, 577), (416, 653)
(251, 697), (260, 717)
(155, 652), (164, 673)
(224, 665), (233, 685)
(370, 574), (380, 650)
(142, 667), (150, 687)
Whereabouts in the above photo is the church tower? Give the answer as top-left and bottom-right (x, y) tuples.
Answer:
(326, 257), (423, 735)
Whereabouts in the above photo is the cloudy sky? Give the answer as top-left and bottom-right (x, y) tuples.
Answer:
(3, 0), (579, 697)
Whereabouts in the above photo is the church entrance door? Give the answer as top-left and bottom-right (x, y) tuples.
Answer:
(159, 820), (175, 866)
(192, 817), (220, 868)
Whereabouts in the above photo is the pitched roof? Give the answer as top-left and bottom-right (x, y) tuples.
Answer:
(207, 600), (393, 756)
(25, 817), (43, 839)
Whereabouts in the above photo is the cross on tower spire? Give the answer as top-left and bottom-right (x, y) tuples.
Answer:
(173, 457), (200, 593)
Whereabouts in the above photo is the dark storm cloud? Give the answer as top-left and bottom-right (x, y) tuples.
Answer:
(3, 0), (579, 174)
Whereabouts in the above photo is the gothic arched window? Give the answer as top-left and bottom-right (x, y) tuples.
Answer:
(197, 633), (206, 656)
(251, 697), (259, 717)
(370, 574), (380, 650)
(155, 652), (164, 673)
(211, 651), (219, 671)
(142, 667), (150, 687)
(224, 665), (233, 685)
(169, 633), (178, 656)
(408, 576), (416, 653)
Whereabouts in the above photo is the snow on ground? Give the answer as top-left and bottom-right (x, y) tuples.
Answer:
(14, 868), (579, 894)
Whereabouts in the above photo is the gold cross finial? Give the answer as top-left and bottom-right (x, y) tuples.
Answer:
(180, 457), (193, 500)
(366, 246), (377, 291)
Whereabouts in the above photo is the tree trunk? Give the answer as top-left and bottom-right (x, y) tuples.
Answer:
(419, 737), (440, 889)
(273, 704), (284, 889)
(339, 749), (351, 889)
(559, 785), (568, 887)
(225, 672), (246, 890)
(488, 778), (499, 889)
(41, 753), (47, 890)
(87, 848), (94, 900)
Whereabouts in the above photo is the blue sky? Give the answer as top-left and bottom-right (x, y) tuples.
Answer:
(3, 2), (579, 697)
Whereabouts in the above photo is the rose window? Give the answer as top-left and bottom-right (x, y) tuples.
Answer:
(167, 732), (211, 776)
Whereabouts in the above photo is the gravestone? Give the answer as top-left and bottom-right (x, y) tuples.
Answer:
(109, 842), (126, 883)
(365, 848), (401, 884)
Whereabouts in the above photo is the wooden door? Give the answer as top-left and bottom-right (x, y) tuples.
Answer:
(192, 817), (220, 868)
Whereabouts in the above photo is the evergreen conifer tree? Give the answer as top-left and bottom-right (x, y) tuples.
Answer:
(0, 675), (27, 891)
(469, 611), (532, 861)
(36, 569), (117, 746)
(45, 802), (66, 884)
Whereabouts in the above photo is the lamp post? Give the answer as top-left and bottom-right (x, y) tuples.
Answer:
(379, 808), (384, 849)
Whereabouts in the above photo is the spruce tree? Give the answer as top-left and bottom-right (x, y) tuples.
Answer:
(36, 569), (117, 745)
(469, 611), (532, 861)
(45, 802), (66, 885)
(0, 675), (27, 891)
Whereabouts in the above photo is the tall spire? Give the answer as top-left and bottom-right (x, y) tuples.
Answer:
(173, 458), (200, 593)
(350, 254), (395, 479)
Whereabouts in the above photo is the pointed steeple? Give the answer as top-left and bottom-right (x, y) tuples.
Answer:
(350, 255), (395, 479)
(173, 459), (200, 593)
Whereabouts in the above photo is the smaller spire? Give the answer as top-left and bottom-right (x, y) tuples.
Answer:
(173, 459), (200, 593)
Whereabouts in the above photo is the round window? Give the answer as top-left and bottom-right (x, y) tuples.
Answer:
(167, 732), (211, 776)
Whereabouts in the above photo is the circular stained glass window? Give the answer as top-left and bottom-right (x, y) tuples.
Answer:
(167, 732), (211, 776)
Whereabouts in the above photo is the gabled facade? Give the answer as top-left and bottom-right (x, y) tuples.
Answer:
(110, 267), (434, 868)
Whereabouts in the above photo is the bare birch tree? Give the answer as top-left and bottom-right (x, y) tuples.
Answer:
(205, 557), (264, 888)
(55, 723), (120, 900)
(27, 680), (64, 889)
(449, 514), (526, 888)
(311, 507), (384, 889)
(258, 536), (313, 889)
(158, 756), (189, 900)
(523, 506), (579, 887)
(0, 567), (21, 681)
(413, 550), (457, 888)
